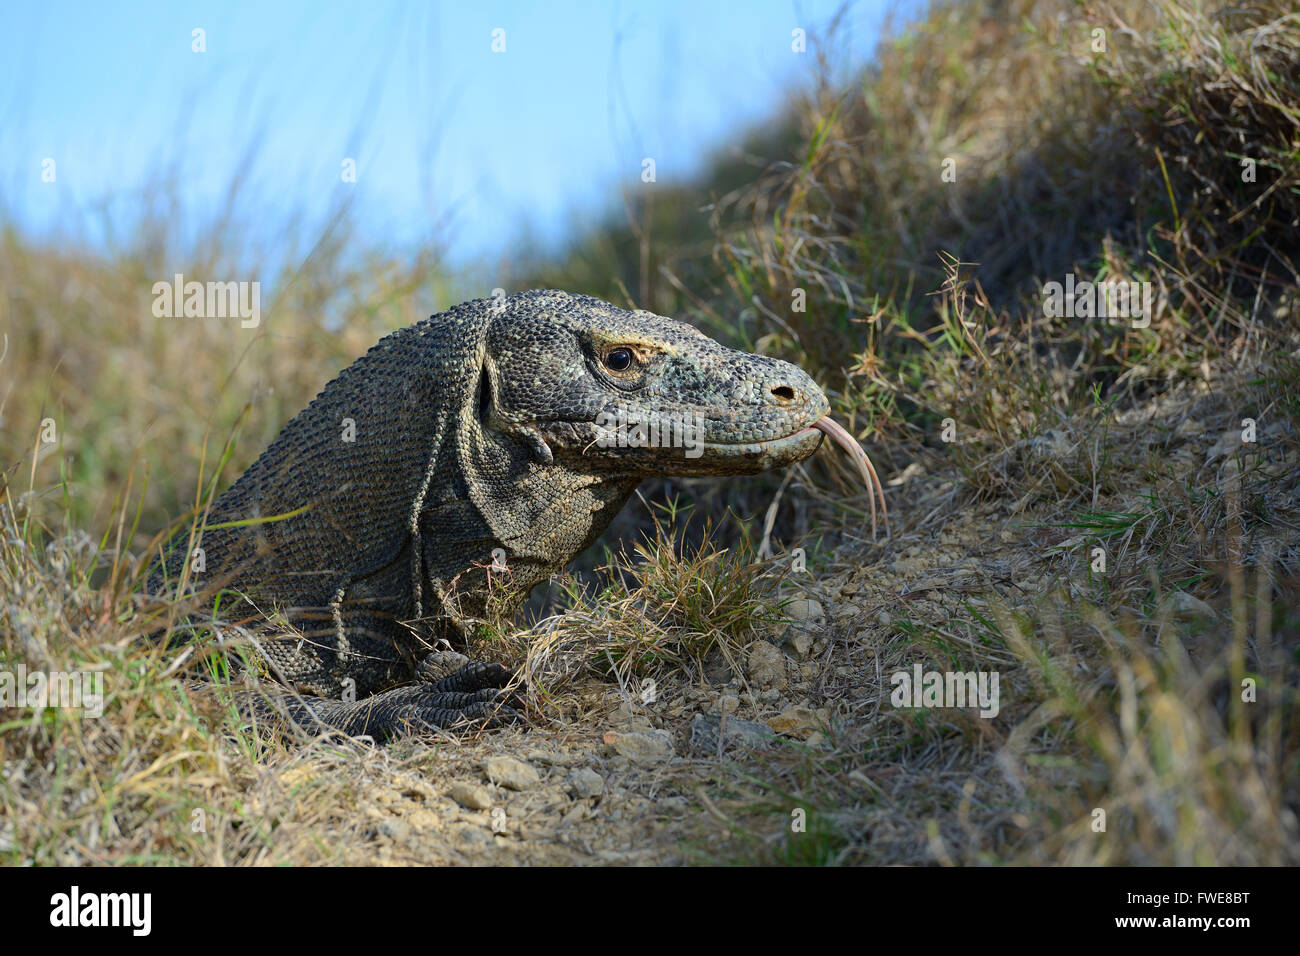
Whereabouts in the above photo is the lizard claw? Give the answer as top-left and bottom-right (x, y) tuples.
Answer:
(327, 678), (526, 739)
(360, 658), (528, 736)
(416, 656), (516, 693)
(242, 661), (528, 740)
(264, 659), (530, 740)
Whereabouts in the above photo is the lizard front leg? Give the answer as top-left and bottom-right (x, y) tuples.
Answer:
(239, 570), (525, 740)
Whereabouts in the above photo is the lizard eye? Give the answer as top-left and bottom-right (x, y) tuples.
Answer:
(603, 347), (634, 373)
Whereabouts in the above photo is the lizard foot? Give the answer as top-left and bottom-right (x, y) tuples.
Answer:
(325, 658), (526, 740)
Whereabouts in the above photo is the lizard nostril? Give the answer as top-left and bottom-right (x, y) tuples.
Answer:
(770, 384), (796, 402)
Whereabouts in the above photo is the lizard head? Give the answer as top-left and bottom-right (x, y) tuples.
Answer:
(472, 291), (888, 533)
(473, 291), (887, 536)
(478, 291), (833, 480)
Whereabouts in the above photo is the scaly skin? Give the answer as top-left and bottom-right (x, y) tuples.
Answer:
(152, 291), (841, 739)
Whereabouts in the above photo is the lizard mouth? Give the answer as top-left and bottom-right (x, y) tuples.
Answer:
(567, 410), (889, 539)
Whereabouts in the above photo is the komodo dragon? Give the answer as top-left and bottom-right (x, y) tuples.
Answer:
(150, 290), (885, 739)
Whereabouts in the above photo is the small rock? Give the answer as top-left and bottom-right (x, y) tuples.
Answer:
(786, 598), (825, 622)
(746, 640), (788, 688)
(610, 699), (655, 730)
(526, 750), (572, 767)
(786, 630), (813, 659)
(767, 705), (818, 736)
(483, 756), (541, 791)
(604, 730), (675, 764)
(688, 713), (775, 755)
(1167, 590), (1218, 622)
(447, 782), (495, 810)
(566, 767), (604, 799)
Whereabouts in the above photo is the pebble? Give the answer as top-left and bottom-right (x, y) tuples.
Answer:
(688, 713), (775, 755)
(746, 640), (788, 688)
(447, 782), (494, 810)
(483, 756), (541, 791)
(767, 705), (817, 735)
(786, 630), (813, 658)
(604, 729), (675, 764)
(566, 767), (605, 798)
(1167, 590), (1218, 621)
(786, 598), (825, 622)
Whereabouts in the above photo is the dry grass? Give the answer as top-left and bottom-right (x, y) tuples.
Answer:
(692, 278), (1300, 865)
(0, 214), (449, 536)
(480, 509), (791, 714)
(2, 0), (1298, 866)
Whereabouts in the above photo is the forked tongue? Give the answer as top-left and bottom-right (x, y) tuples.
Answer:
(812, 417), (889, 540)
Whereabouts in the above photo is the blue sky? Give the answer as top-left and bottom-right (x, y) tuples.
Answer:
(1, 1), (912, 273)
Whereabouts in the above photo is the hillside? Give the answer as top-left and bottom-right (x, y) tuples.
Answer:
(2, 0), (1298, 865)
